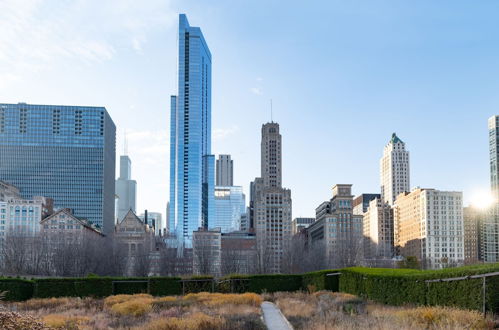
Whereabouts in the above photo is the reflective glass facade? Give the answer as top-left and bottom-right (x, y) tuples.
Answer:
(213, 186), (246, 233)
(0, 103), (116, 233)
(169, 14), (214, 247)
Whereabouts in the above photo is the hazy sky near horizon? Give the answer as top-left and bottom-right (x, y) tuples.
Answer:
(1, 0), (499, 223)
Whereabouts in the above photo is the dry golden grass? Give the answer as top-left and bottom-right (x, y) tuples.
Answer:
(141, 312), (225, 330)
(155, 296), (178, 302)
(274, 291), (493, 330)
(104, 293), (153, 308)
(183, 292), (263, 307)
(20, 297), (77, 311)
(110, 297), (154, 317)
(42, 314), (90, 328)
(394, 306), (489, 329)
(277, 297), (315, 318)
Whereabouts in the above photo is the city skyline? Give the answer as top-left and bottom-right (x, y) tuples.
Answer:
(1, 1), (499, 218)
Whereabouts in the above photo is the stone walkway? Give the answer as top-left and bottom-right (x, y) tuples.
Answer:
(261, 301), (293, 330)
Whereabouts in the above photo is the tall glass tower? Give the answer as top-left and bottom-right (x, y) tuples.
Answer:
(0, 103), (116, 233)
(169, 14), (214, 247)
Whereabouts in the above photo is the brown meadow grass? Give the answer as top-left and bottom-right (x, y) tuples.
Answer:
(1, 291), (495, 329)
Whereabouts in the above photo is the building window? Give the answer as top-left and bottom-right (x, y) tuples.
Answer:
(19, 108), (27, 133)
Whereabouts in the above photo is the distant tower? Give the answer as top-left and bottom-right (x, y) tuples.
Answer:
(116, 155), (137, 221)
(216, 155), (233, 186)
(380, 133), (410, 205)
(252, 122), (292, 273)
(486, 116), (499, 262)
(489, 116), (499, 201)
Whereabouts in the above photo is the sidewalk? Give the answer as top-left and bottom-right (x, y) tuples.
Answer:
(261, 301), (293, 330)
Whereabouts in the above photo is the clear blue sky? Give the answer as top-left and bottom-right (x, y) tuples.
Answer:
(1, 0), (498, 221)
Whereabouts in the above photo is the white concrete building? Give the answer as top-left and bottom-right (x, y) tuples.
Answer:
(0, 181), (53, 240)
(395, 188), (464, 269)
(363, 198), (394, 258)
(380, 133), (410, 205)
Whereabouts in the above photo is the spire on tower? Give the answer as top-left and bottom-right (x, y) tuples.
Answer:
(270, 99), (273, 123)
(124, 129), (128, 155)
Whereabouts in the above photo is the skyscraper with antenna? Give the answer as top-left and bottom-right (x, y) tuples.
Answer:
(115, 131), (136, 222)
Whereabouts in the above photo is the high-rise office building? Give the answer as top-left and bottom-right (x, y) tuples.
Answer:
(168, 15), (215, 247)
(116, 155), (137, 222)
(253, 122), (292, 273)
(213, 186), (246, 233)
(486, 115), (499, 262)
(380, 133), (410, 205)
(394, 188), (464, 269)
(0, 103), (116, 233)
(216, 155), (233, 186)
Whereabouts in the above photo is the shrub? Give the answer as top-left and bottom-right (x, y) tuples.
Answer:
(0, 311), (46, 330)
(0, 278), (34, 301)
(110, 297), (154, 317)
(42, 314), (90, 329)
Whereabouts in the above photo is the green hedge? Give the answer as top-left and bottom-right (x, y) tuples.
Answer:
(226, 274), (303, 293)
(302, 269), (340, 292)
(182, 276), (214, 293)
(32, 277), (183, 298)
(339, 264), (499, 313)
(150, 277), (182, 296)
(0, 278), (34, 301)
(2, 263), (499, 312)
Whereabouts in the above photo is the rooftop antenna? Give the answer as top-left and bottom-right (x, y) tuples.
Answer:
(270, 99), (273, 123)
(123, 129), (128, 156)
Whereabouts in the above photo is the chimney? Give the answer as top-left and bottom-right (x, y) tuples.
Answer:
(144, 210), (148, 225)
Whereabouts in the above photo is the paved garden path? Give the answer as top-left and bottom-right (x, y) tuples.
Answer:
(261, 301), (293, 330)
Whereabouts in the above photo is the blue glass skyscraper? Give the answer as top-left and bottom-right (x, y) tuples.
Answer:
(169, 14), (215, 247)
(0, 103), (116, 233)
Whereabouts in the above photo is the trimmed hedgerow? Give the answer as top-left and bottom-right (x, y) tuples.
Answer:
(182, 276), (214, 293)
(0, 278), (34, 301)
(227, 274), (303, 293)
(34, 278), (79, 298)
(149, 277), (182, 296)
(339, 264), (499, 313)
(302, 269), (340, 292)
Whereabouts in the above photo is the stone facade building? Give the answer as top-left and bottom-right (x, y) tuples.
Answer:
(394, 188), (464, 269)
(380, 133), (410, 205)
(308, 184), (364, 268)
(252, 123), (292, 274)
(114, 210), (155, 276)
